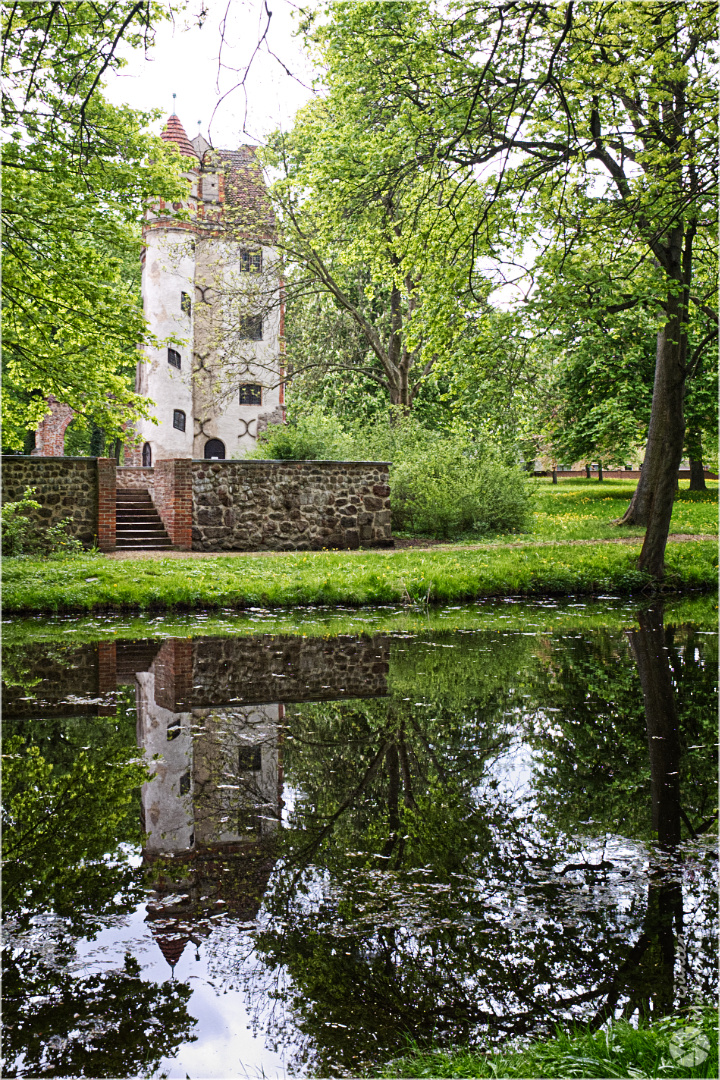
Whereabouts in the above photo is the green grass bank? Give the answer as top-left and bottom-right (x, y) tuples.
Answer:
(374, 1005), (718, 1079)
(2, 539), (717, 615)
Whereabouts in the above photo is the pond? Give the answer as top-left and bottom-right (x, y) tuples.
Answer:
(2, 599), (717, 1078)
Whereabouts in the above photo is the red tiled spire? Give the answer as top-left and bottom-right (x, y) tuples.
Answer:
(161, 115), (198, 160)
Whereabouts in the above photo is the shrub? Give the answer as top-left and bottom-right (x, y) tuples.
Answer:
(391, 443), (532, 538)
(1, 486), (85, 557)
(2, 487), (42, 555)
(251, 407), (354, 460)
(251, 406), (532, 539)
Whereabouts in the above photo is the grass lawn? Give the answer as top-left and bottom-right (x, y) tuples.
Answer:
(2, 478), (717, 614)
(3, 539), (717, 614)
(525, 477), (718, 541)
(373, 1006), (718, 1079)
(394, 477), (718, 544)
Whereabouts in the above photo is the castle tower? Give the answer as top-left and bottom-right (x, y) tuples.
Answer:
(136, 114), (284, 465)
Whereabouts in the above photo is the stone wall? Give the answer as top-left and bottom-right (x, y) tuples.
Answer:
(117, 466), (155, 491)
(192, 460), (392, 551)
(1, 456), (98, 546)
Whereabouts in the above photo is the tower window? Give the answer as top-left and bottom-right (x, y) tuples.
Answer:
(238, 746), (262, 772)
(239, 383), (262, 405)
(168, 348), (181, 369)
(240, 249), (262, 273)
(142, 442), (152, 467)
(238, 315), (262, 341)
(173, 409), (186, 431)
(181, 292), (192, 316)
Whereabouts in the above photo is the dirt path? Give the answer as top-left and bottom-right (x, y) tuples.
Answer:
(105, 533), (717, 560)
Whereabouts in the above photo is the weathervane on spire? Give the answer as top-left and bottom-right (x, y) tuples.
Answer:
(172, 92), (177, 116)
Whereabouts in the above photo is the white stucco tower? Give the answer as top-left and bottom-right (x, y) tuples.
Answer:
(135, 114), (284, 464)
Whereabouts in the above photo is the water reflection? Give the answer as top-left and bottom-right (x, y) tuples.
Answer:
(2, 606), (717, 1077)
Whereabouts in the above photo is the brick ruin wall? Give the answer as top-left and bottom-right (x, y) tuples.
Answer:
(1, 456), (98, 546)
(192, 460), (393, 551)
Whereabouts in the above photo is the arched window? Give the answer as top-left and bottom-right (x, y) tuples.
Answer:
(239, 383), (262, 405)
(173, 409), (186, 432)
(142, 442), (152, 467)
(204, 438), (225, 460)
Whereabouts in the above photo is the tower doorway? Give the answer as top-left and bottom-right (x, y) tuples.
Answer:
(204, 439), (226, 460)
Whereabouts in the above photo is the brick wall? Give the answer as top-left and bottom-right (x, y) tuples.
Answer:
(97, 457), (117, 552)
(192, 460), (393, 551)
(34, 396), (74, 456)
(1, 456), (98, 546)
(154, 459), (192, 549)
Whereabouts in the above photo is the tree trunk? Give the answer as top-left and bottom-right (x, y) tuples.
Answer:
(686, 425), (706, 490)
(688, 457), (706, 491)
(551, 467), (557, 484)
(627, 606), (682, 848)
(597, 461), (603, 482)
(616, 282), (687, 577)
(585, 463), (591, 479)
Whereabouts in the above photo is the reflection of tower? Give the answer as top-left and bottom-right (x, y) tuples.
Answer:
(129, 638), (283, 971)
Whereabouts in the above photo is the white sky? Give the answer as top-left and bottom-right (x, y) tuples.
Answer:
(103, 0), (320, 149)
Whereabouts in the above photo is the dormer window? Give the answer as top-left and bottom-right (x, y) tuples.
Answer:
(239, 384), (262, 405)
(240, 249), (262, 273)
(173, 409), (186, 431)
(238, 315), (262, 341)
(168, 348), (181, 369)
(181, 292), (192, 316)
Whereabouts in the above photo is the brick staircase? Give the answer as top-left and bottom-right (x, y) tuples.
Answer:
(115, 489), (173, 550)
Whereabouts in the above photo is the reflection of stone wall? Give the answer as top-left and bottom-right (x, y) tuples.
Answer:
(188, 635), (389, 707)
(3, 634), (389, 718)
(1, 456), (98, 546)
(191, 460), (392, 551)
(2, 643), (99, 717)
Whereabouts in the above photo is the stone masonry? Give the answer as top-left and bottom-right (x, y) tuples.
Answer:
(1, 456), (98, 546)
(192, 460), (393, 551)
(2, 456), (392, 552)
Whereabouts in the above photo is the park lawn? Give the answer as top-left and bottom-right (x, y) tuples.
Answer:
(394, 478), (718, 544)
(527, 477), (718, 541)
(3, 539), (717, 614)
(374, 1005), (718, 1079)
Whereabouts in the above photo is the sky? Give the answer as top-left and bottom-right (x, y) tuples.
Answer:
(103, 0), (319, 150)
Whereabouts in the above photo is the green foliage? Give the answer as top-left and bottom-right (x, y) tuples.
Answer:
(390, 441), (531, 538)
(1, 1), (188, 448)
(252, 407), (355, 460)
(254, 407), (533, 538)
(374, 1006), (719, 1078)
(1, 485), (84, 557)
(1, 729), (149, 925)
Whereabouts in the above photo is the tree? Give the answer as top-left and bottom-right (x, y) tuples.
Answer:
(1, 1), (188, 449)
(304, 1), (717, 575)
(261, 86), (486, 410)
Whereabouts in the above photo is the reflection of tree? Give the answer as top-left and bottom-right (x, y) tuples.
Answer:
(2, 689), (148, 935)
(526, 622), (717, 843)
(242, 626), (717, 1074)
(2, 951), (195, 1078)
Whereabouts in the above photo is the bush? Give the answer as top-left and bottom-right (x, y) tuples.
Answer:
(357, 411), (532, 539)
(251, 407), (533, 539)
(251, 407), (354, 460)
(2, 486), (85, 557)
(391, 442), (532, 538)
